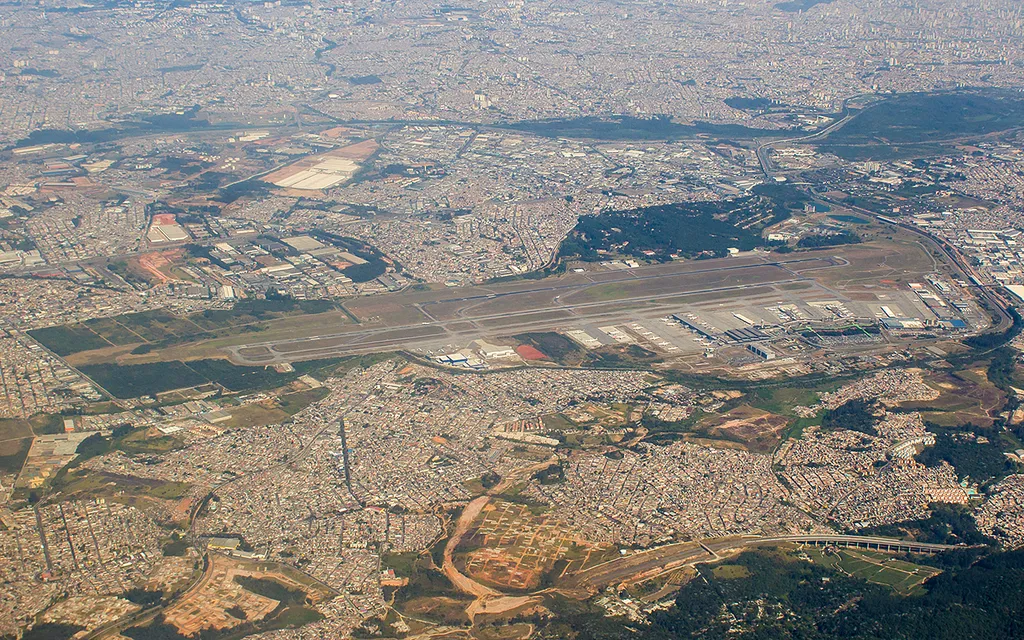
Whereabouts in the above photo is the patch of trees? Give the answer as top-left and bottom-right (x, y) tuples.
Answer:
(349, 74), (382, 85)
(212, 178), (271, 204)
(393, 556), (464, 606)
(80, 356), (333, 399)
(123, 588), (164, 607)
(306, 230), (392, 282)
(725, 97), (776, 111)
(28, 324), (111, 356)
(558, 196), (790, 261)
(75, 424), (134, 459)
(856, 503), (993, 546)
(822, 549), (1024, 639)
(508, 115), (784, 141)
(751, 182), (810, 210)
(480, 471), (501, 489)
(11, 236), (36, 251)
(828, 92), (1024, 146)
(342, 260), (388, 283)
(533, 463), (565, 485)
(233, 576), (306, 606)
(162, 532), (188, 556)
(76, 432), (112, 459)
(121, 618), (188, 640)
(775, 0), (834, 12)
(964, 307), (1023, 351)
(19, 68), (59, 77)
(156, 157), (213, 175)
(11, 111), (213, 150)
(78, 362), (207, 398)
(193, 171), (233, 192)
(225, 605), (247, 620)
(985, 347), (1018, 392)
(820, 398), (879, 435)
(10, 128), (120, 149)
(6, 624), (84, 640)
(917, 430), (1015, 484)
(216, 296), (334, 319)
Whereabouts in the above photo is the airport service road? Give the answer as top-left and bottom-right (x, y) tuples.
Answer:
(224, 254), (844, 365)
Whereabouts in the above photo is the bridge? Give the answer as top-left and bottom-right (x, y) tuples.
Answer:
(747, 535), (963, 554)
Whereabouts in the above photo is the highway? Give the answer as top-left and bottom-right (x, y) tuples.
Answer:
(813, 191), (1015, 340)
(754, 95), (866, 179)
(751, 534), (959, 553)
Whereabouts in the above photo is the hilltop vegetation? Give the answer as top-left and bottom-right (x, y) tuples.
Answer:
(820, 398), (879, 435)
(830, 92), (1024, 144)
(819, 92), (1024, 160)
(558, 188), (793, 261)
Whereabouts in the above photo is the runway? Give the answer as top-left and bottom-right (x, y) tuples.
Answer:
(564, 534), (964, 588)
(224, 253), (844, 364)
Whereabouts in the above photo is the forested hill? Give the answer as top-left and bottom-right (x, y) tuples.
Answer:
(535, 548), (1024, 640)
(558, 184), (803, 261)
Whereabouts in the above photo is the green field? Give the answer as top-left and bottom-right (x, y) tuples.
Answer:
(29, 300), (338, 357)
(381, 551), (421, 577)
(0, 437), (32, 474)
(277, 388), (331, 415)
(79, 357), (344, 399)
(746, 385), (829, 415)
(809, 549), (941, 595)
(0, 418), (33, 441)
(29, 414), (67, 435)
(28, 324), (111, 355)
(56, 468), (191, 503)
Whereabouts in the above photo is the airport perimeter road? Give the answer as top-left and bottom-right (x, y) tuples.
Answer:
(225, 254), (843, 364)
